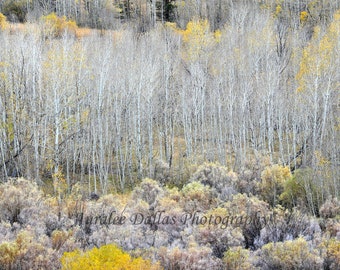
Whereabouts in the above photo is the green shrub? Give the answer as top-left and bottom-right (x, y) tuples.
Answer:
(279, 173), (306, 209)
(259, 165), (291, 207)
(280, 168), (324, 215)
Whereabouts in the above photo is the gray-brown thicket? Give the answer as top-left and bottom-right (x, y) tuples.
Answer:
(0, 178), (339, 269)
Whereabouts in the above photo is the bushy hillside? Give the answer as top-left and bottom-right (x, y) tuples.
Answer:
(0, 177), (339, 269)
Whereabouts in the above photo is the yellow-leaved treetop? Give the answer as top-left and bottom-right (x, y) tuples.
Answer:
(297, 10), (340, 92)
(42, 13), (78, 38)
(0, 13), (8, 31)
(300, 11), (309, 23)
(275, 4), (282, 17)
(61, 244), (162, 270)
(169, 19), (220, 62)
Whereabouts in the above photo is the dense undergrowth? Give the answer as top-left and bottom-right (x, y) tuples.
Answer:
(0, 165), (339, 269)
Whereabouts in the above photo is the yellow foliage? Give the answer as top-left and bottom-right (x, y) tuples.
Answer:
(175, 19), (220, 62)
(159, 195), (180, 209)
(320, 238), (340, 268)
(53, 167), (68, 198)
(300, 11), (309, 22)
(182, 181), (211, 201)
(0, 242), (18, 266)
(42, 13), (78, 38)
(275, 4), (282, 17)
(0, 12), (8, 31)
(214, 29), (222, 43)
(261, 165), (291, 183)
(260, 165), (291, 206)
(15, 230), (34, 252)
(224, 247), (252, 270)
(165, 22), (177, 29)
(0, 230), (45, 268)
(205, 207), (229, 221)
(315, 150), (330, 166)
(297, 10), (340, 92)
(61, 244), (162, 270)
(261, 237), (322, 268)
(42, 41), (87, 94)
